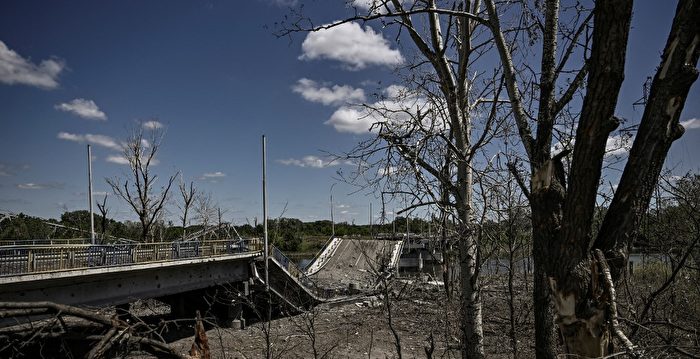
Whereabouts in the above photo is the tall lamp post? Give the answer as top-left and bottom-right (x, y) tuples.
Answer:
(262, 135), (269, 291)
(330, 183), (336, 238)
(87, 145), (95, 244)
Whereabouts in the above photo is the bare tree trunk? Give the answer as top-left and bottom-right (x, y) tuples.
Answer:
(506, 226), (519, 358)
(458, 235), (483, 359)
(549, 0), (698, 356)
(532, 260), (556, 358)
(594, 0), (700, 279)
(530, 173), (565, 359)
(440, 183), (452, 300)
(96, 194), (109, 243)
(106, 126), (176, 243)
(457, 160), (484, 359)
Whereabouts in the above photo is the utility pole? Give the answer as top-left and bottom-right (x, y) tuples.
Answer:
(406, 214), (409, 240)
(369, 202), (372, 238)
(87, 145), (95, 244)
(428, 218), (431, 239)
(330, 183), (336, 238)
(262, 135), (269, 291)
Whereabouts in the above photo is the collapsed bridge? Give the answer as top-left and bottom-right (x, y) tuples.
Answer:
(0, 237), (403, 323)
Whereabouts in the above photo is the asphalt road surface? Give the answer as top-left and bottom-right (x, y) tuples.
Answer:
(309, 239), (401, 291)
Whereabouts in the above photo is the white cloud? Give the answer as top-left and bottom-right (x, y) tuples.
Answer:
(105, 155), (129, 165)
(384, 84), (408, 98)
(351, 0), (411, 9)
(292, 78), (365, 106)
(325, 85), (428, 134)
(350, 0), (410, 14)
(269, 0), (297, 6)
(202, 171), (226, 178)
(669, 175), (683, 182)
(0, 163), (28, 177)
(277, 155), (342, 168)
(350, 0), (377, 9)
(55, 98), (107, 120)
(199, 171), (226, 182)
(57, 132), (122, 150)
(0, 40), (64, 89)
(680, 118), (700, 130)
(551, 138), (574, 156)
(299, 22), (404, 70)
(17, 182), (63, 190)
(106, 155), (158, 166)
(378, 166), (398, 176)
(605, 134), (633, 157)
(17, 183), (46, 190)
(142, 120), (164, 129)
(551, 134), (632, 158)
(325, 106), (378, 134)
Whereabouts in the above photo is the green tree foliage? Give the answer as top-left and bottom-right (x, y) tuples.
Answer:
(639, 174), (700, 253)
(1, 211), (438, 244)
(0, 213), (55, 240)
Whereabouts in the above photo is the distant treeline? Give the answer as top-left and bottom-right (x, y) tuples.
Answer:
(4, 172), (696, 255)
(0, 211), (434, 251)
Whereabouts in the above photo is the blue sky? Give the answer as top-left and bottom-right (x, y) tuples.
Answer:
(0, 1), (698, 227)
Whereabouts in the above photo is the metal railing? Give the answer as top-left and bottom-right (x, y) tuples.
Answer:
(0, 238), (262, 277)
(304, 237), (342, 276)
(0, 239), (92, 246)
(270, 245), (330, 298)
(0, 237), (140, 246)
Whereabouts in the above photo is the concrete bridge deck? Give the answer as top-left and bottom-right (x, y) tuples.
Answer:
(0, 237), (403, 318)
(253, 239), (403, 311)
(0, 252), (258, 307)
(306, 238), (403, 291)
(0, 239), (261, 307)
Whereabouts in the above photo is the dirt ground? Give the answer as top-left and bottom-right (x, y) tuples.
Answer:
(142, 276), (536, 359)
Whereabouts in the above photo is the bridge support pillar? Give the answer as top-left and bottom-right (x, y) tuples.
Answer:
(160, 293), (197, 318)
(220, 301), (244, 329)
(160, 281), (252, 328)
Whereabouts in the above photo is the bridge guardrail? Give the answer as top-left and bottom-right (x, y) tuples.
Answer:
(269, 245), (330, 298)
(0, 239), (93, 246)
(0, 238), (262, 277)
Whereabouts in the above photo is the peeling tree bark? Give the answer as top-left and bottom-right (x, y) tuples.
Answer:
(488, 0), (699, 357)
(550, 0), (699, 357)
(594, 0), (700, 279)
(550, 0), (633, 356)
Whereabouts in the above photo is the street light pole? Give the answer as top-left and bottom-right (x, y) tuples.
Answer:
(87, 145), (95, 244)
(262, 135), (269, 291)
(330, 183), (336, 238)
(369, 202), (372, 238)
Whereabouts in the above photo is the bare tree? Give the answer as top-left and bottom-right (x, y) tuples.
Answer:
(106, 126), (177, 243)
(216, 207), (228, 239)
(621, 173), (700, 356)
(280, 0), (698, 357)
(96, 194), (109, 243)
(485, 0), (699, 356)
(280, 3), (511, 356)
(479, 149), (531, 359)
(195, 191), (217, 240)
(178, 178), (198, 240)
